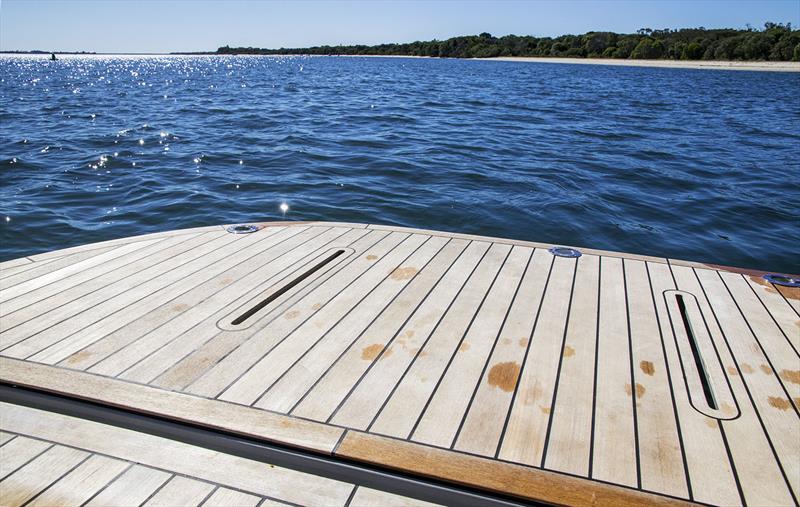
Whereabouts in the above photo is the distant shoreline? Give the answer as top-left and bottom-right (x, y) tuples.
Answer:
(3, 52), (798, 72)
(481, 56), (800, 72)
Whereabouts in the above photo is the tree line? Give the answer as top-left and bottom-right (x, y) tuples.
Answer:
(217, 23), (800, 61)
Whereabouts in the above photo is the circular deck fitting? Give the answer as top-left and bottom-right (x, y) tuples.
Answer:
(548, 246), (582, 258)
(226, 224), (259, 234)
(763, 273), (800, 287)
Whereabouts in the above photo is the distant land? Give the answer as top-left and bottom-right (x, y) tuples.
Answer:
(217, 23), (800, 61)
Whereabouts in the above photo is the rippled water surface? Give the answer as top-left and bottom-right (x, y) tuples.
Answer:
(1, 55), (798, 272)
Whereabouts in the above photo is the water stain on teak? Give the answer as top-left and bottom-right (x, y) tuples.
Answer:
(741, 363), (755, 374)
(768, 396), (792, 411)
(563, 346), (575, 358)
(390, 267), (417, 280)
(488, 362), (521, 392)
(779, 369), (800, 384)
(366, 254), (378, 261)
(361, 344), (392, 361)
(625, 383), (646, 399)
(640, 360), (655, 376)
(172, 303), (189, 312)
(284, 310), (300, 320)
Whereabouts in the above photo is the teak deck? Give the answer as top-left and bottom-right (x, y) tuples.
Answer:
(0, 221), (798, 506)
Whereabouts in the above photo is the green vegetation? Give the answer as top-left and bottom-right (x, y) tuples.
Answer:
(218, 23), (800, 61)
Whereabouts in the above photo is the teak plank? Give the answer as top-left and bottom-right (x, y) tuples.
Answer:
(202, 487), (263, 507)
(144, 476), (216, 506)
(85, 465), (171, 507)
(455, 248), (552, 457)
(498, 254), (577, 466)
(412, 245), (531, 448)
(542, 254), (599, 477)
(590, 256), (637, 487)
(647, 262), (741, 506)
(354, 243), (511, 434)
(292, 240), (490, 422)
(0, 445), (89, 507)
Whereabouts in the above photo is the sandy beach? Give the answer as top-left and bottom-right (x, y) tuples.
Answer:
(481, 56), (800, 72)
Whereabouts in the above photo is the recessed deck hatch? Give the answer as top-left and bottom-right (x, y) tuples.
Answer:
(664, 290), (739, 420)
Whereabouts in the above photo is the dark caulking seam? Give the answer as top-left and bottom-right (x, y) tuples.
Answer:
(9, 231), (258, 359)
(1, 428), (285, 505)
(186, 230), (390, 398)
(214, 232), (420, 401)
(78, 461), (135, 507)
(689, 267), (796, 506)
(0, 231), (213, 338)
(717, 272), (800, 416)
(450, 248), (534, 451)
(288, 240), (471, 417)
(540, 256), (579, 467)
(352, 243), (493, 430)
(676, 294), (717, 410)
(644, 262), (693, 500)
(250, 238), (449, 408)
(232, 249), (346, 325)
(20, 451), (94, 507)
(741, 274), (800, 357)
(90, 227), (326, 376)
(0, 442), (56, 483)
(153, 229), (371, 392)
(407, 245), (514, 441)
(665, 260), (745, 506)
(622, 259), (642, 490)
(112, 227), (345, 381)
(493, 254), (555, 460)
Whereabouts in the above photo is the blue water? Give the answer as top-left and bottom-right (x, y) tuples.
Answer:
(1, 55), (799, 273)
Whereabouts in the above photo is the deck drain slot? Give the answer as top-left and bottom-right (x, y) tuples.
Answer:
(548, 246), (581, 258)
(664, 290), (738, 420)
(763, 273), (800, 287)
(230, 249), (345, 325)
(227, 224), (259, 234)
(676, 294), (716, 410)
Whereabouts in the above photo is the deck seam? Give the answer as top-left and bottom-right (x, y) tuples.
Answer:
(10, 231), (256, 361)
(449, 247), (535, 450)
(78, 461), (135, 507)
(250, 236), (448, 409)
(539, 256), (579, 466)
(108, 226), (335, 380)
(20, 448), (94, 507)
(156, 228), (373, 392)
(493, 254), (555, 460)
(0, 441), (56, 483)
(335, 242), (493, 428)
(0, 231), (222, 341)
(689, 266), (798, 505)
(187, 230), (393, 398)
(644, 261), (693, 500)
(407, 245), (515, 441)
(287, 240), (473, 416)
(623, 259), (643, 490)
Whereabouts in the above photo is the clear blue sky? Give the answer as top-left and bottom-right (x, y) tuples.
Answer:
(1, 0), (798, 53)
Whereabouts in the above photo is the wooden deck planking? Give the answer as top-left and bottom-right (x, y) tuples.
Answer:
(672, 265), (798, 505)
(0, 445), (89, 506)
(351, 243), (511, 434)
(255, 237), (467, 414)
(84, 465), (172, 507)
(454, 248), (553, 457)
(647, 261), (741, 506)
(496, 254), (577, 466)
(411, 245), (532, 448)
(291, 240), (491, 423)
(541, 254), (599, 476)
(625, 259), (687, 497)
(1, 222), (797, 506)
